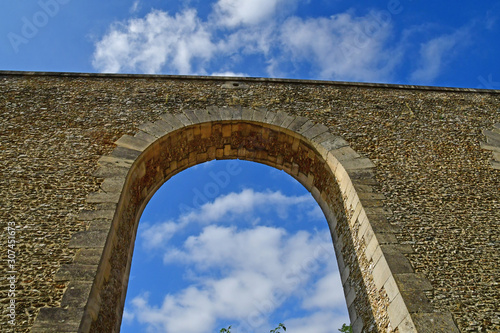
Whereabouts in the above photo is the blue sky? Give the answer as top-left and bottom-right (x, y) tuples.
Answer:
(122, 161), (347, 333)
(2, 1), (499, 332)
(1, 0), (499, 88)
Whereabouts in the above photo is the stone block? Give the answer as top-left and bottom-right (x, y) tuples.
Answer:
(270, 111), (288, 126)
(31, 307), (84, 332)
(55, 264), (98, 282)
(110, 146), (142, 161)
(347, 303), (358, 324)
(86, 191), (121, 204)
(364, 234), (379, 262)
(194, 109), (211, 123)
(175, 112), (192, 126)
(92, 165), (129, 179)
(342, 157), (376, 170)
(206, 106), (222, 121)
(281, 115), (295, 128)
(287, 116), (308, 132)
(351, 316), (364, 333)
(301, 123), (329, 140)
(252, 108), (266, 122)
(321, 136), (349, 152)
(100, 177), (126, 193)
(218, 107), (233, 120)
(480, 142), (500, 153)
(61, 281), (93, 308)
(387, 293), (410, 328)
(241, 107), (254, 120)
(229, 106), (243, 120)
(383, 275), (400, 302)
(372, 257), (391, 290)
(88, 218), (113, 230)
(134, 131), (157, 144)
(73, 248), (105, 265)
(183, 109), (199, 124)
(345, 281), (356, 307)
(115, 135), (150, 152)
(98, 155), (134, 168)
(77, 209), (115, 221)
(263, 110), (276, 124)
(159, 113), (185, 129)
(400, 290), (434, 313)
(412, 313), (460, 332)
(381, 245), (414, 274)
(297, 120), (315, 134)
(69, 230), (108, 248)
(396, 314), (417, 333)
(137, 121), (167, 138)
(484, 129), (500, 142)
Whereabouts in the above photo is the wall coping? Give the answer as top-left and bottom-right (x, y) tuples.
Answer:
(1, 70), (499, 93)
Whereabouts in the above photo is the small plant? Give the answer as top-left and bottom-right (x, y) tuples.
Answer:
(270, 323), (286, 332)
(339, 323), (352, 333)
(220, 325), (231, 333)
(220, 322), (351, 332)
(219, 323), (286, 333)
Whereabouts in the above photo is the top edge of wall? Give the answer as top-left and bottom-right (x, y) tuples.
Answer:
(1, 70), (499, 94)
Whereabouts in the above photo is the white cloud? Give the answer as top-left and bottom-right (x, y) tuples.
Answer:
(92, 5), (404, 81)
(410, 28), (470, 83)
(180, 188), (311, 223)
(92, 9), (215, 74)
(140, 220), (186, 250)
(284, 310), (348, 333)
(212, 0), (296, 27)
(211, 71), (248, 77)
(127, 224), (342, 333)
(302, 271), (345, 310)
(129, 0), (141, 14)
(278, 11), (402, 81)
(139, 189), (315, 250)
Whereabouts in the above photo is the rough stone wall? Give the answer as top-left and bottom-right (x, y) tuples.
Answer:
(0, 72), (498, 332)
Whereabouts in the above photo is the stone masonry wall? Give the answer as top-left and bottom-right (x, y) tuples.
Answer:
(0, 72), (499, 332)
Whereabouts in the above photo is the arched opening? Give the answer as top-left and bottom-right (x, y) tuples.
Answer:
(121, 160), (350, 332)
(50, 108), (424, 333)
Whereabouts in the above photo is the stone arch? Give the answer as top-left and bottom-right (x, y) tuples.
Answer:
(32, 107), (458, 333)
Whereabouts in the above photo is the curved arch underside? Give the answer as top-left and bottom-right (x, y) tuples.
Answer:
(33, 107), (459, 333)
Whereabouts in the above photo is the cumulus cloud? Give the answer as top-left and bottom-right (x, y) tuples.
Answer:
(92, 4), (403, 81)
(92, 9), (215, 74)
(278, 11), (402, 81)
(92, 2), (478, 85)
(139, 189), (315, 250)
(212, 0), (296, 27)
(302, 271), (345, 310)
(410, 28), (470, 83)
(141, 220), (186, 250)
(283, 310), (348, 333)
(127, 224), (340, 333)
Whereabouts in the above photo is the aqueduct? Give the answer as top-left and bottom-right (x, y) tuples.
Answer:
(0, 71), (499, 332)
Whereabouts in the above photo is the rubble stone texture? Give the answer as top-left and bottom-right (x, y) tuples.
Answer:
(0, 72), (498, 332)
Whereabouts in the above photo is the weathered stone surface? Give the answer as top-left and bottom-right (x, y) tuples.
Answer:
(1, 72), (497, 333)
(54, 264), (98, 282)
(69, 230), (108, 248)
(31, 308), (84, 332)
(412, 313), (460, 333)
